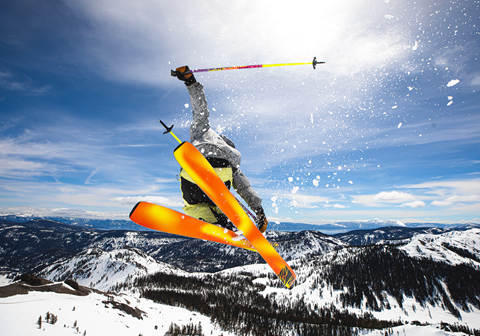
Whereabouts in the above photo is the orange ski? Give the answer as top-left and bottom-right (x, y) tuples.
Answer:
(129, 201), (256, 251)
(174, 141), (296, 288)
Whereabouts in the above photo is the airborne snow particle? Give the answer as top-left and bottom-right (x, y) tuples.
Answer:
(292, 186), (299, 194)
(288, 177), (293, 182)
(398, 122), (402, 128)
(384, 14), (394, 19)
(349, 181), (353, 184)
(446, 79), (460, 87)
(184, 103), (189, 108)
(313, 179), (319, 187)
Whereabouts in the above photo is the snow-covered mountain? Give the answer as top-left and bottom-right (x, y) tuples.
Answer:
(401, 228), (480, 267)
(1, 213), (468, 232)
(0, 219), (347, 274)
(2, 218), (480, 335)
(37, 247), (187, 292)
(0, 274), (232, 336)
(334, 226), (447, 246)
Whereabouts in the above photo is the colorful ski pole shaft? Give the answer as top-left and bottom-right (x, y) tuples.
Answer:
(235, 196), (257, 221)
(172, 57), (324, 77)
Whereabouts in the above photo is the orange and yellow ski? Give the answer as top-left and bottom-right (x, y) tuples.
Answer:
(129, 201), (256, 251)
(174, 141), (296, 288)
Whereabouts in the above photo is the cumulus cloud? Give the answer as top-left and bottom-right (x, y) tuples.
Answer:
(401, 201), (426, 208)
(373, 191), (416, 203)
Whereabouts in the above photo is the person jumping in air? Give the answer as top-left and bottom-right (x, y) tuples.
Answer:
(172, 65), (268, 233)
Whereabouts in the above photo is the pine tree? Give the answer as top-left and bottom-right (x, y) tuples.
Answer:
(37, 316), (42, 329)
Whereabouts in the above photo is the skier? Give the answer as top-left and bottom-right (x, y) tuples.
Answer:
(172, 65), (268, 233)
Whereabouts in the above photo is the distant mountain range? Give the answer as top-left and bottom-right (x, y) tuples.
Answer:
(1, 213), (474, 232)
(1, 217), (479, 335)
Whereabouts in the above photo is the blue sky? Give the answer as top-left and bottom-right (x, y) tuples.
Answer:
(0, 0), (479, 225)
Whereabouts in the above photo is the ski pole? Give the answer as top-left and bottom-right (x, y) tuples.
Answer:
(159, 120), (182, 144)
(235, 196), (257, 221)
(171, 57), (324, 77)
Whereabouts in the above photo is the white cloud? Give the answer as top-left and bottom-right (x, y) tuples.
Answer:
(431, 194), (480, 207)
(444, 195), (480, 203)
(352, 191), (418, 207)
(372, 191), (416, 203)
(283, 193), (329, 208)
(324, 204), (348, 209)
(1, 206), (129, 220)
(112, 196), (183, 208)
(64, 0), (410, 88)
(401, 201), (426, 208)
(85, 168), (100, 184)
(431, 201), (452, 206)
(402, 179), (480, 198)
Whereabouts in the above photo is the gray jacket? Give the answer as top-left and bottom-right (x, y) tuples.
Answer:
(187, 82), (262, 211)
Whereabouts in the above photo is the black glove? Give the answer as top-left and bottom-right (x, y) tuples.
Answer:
(172, 66), (197, 86)
(254, 207), (268, 233)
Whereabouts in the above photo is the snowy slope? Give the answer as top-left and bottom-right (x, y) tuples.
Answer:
(400, 228), (480, 267)
(364, 324), (469, 336)
(0, 290), (233, 336)
(217, 245), (480, 331)
(37, 247), (188, 292)
(266, 230), (348, 260)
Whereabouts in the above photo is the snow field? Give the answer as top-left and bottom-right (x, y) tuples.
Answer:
(363, 324), (469, 336)
(223, 239), (480, 330)
(0, 290), (234, 336)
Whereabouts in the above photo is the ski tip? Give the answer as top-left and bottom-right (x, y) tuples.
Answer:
(279, 266), (296, 289)
(129, 201), (142, 219)
(173, 140), (188, 152)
